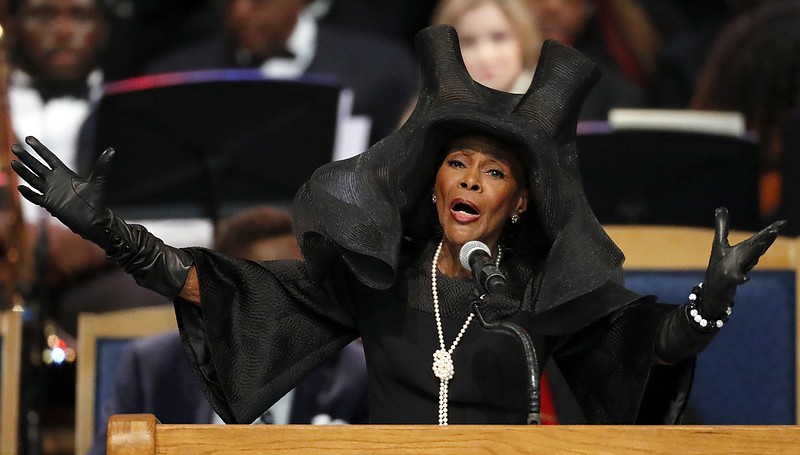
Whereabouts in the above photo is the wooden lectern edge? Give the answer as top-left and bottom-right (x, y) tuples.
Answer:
(107, 414), (158, 455)
(107, 414), (800, 455)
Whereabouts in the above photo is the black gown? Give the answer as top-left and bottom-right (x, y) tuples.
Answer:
(174, 240), (693, 425)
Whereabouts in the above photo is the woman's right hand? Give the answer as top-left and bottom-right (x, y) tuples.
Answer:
(11, 136), (195, 301)
(11, 136), (114, 248)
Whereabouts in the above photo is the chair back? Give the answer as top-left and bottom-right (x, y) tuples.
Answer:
(606, 225), (799, 424)
(1, 310), (23, 455)
(75, 305), (177, 455)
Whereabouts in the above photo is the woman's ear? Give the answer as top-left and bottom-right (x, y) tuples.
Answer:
(515, 188), (529, 216)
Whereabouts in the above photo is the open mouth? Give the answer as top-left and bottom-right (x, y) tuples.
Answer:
(453, 201), (478, 215)
(450, 199), (481, 222)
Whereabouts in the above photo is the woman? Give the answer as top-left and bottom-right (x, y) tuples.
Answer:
(11, 25), (783, 425)
(432, 0), (541, 93)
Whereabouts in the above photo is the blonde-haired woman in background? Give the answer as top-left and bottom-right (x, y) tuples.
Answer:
(432, 0), (542, 93)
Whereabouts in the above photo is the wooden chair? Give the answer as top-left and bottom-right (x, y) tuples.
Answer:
(107, 413), (800, 455)
(75, 305), (177, 455)
(1, 310), (23, 455)
(605, 225), (800, 424)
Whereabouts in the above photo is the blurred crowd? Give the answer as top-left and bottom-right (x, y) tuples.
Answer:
(1, 0), (799, 453)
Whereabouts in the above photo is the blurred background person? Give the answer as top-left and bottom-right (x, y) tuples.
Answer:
(690, 1), (800, 228)
(87, 205), (369, 455)
(525, 0), (650, 119)
(431, 0), (542, 94)
(144, 0), (416, 146)
(649, 0), (795, 109)
(2, 0), (168, 335)
(2, 2), (166, 452)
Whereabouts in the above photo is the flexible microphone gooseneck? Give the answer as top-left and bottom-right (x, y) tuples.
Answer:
(459, 240), (506, 295)
(459, 241), (541, 425)
(472, 301), (541, 425)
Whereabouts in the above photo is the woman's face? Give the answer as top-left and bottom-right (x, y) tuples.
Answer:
(435, 135), (529, 250)
(455, 2), (525, 92)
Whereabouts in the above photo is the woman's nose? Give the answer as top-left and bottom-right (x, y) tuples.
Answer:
(459, 172), (481, 191)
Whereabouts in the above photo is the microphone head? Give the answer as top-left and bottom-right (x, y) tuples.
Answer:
(459, 240), (491, 271)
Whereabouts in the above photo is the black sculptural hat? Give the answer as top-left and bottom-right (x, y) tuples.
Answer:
(293, 25), (625, 317)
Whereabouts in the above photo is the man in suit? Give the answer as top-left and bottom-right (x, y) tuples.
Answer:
(2, 0), (170, 338)
(87, 206), (369, 454)
(144, 0), (417, 146)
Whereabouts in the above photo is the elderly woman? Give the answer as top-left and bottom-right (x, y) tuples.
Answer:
(11, 25), (783, 425)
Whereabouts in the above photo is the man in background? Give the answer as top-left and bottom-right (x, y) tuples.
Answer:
(2, 3), (165, 452)
(88, 205), (369, 454)
(2, 0), (168, 334)
(145, 0), (416, 145)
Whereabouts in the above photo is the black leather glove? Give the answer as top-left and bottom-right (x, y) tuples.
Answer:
(702, 207), (784, 318)
(655, 207), (785, 364)
(11, 136), (193, 299)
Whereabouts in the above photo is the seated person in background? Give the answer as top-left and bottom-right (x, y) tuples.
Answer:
(144, 0), (416, 145)
(88, 205), (369, 454)
(431, 0), (543, 94)
(1, 0), (166, 336)
(525, 0), (647, 119)
(690, 1), (800, 225)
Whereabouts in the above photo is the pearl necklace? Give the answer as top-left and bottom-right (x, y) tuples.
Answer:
(431, 240), (501, 425)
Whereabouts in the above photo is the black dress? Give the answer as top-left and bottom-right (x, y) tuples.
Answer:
(175, 240), (693, 425)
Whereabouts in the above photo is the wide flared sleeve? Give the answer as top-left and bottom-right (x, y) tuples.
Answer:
(553, 299), (694, 424)
(173, 247), (359, 424)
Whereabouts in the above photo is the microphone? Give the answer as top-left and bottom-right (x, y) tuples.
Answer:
(472, 301), (541, 425)
(459, 240), (506, 295)
(460, 242), (541, 424)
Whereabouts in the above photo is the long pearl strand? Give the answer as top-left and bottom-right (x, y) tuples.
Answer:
(431, 240), (501, 425)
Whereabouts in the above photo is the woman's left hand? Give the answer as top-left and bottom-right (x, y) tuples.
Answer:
(702, 207), (786, 318)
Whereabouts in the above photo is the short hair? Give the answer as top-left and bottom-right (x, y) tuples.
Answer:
(431, 0), (542, 68)
(213, 206), (294, 257)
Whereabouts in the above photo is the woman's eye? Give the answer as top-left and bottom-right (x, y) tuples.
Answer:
(448, 159), (465, 168)
(488, 169), (505, 178)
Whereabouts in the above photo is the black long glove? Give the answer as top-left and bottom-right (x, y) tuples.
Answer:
(10, 136), (192, 299)
(655, 207), (785, 364)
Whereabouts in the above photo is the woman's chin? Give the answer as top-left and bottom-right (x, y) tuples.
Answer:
(442, 225), (490, 247)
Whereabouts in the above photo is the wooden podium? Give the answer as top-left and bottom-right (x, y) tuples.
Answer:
(107, 414), (800, 455)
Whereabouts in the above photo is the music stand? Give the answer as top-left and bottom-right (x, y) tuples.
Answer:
(575, 125), (761, 231)
(92, 70), (342, 220)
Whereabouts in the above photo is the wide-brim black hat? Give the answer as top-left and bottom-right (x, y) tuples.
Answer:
(293, 25), (625, 317)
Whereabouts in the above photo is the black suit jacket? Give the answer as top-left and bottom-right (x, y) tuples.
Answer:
(87, 332), (368, 455)
(145, 23), (417, 145)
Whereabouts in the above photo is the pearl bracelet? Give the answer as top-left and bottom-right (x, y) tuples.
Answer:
(687, 283), (732, 330)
